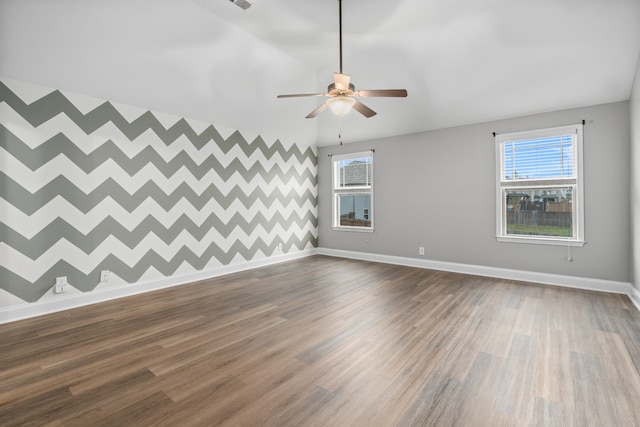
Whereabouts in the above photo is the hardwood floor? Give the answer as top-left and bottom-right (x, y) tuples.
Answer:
(1, 255), (639, 426)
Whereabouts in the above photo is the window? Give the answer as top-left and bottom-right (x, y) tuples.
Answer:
(332, 151), (373, 231)
(495, 124), (584, 246)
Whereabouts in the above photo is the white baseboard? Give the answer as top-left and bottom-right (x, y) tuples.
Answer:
(0, 250), (315, 325)
(3, 248), (638, 324)
(316, 248), (636, 302)
(630, 286), (640, 312)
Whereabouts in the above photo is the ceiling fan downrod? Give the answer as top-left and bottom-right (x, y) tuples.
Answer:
(339, 0), (343, 74)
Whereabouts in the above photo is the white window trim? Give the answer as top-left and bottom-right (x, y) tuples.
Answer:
(495, 124), (585, 246)
(332, 151), (374, 232)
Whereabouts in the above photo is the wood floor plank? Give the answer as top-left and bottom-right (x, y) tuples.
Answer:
(451, 351), (505, 425)
(531, 397), (574, 427)
(569, 350), (618, 426)
(496, 333), (537, 420)
(591, 329), (640, 425)
(1, 255), (639, 426)
(40, 369), (162, 427)
(0, 386), (73, 427)
(534, 327), (574, 404)
(396, 374), (461, 426)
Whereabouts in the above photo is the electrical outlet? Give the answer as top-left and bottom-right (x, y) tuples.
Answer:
(55, 276), (68, 294)
(419, 246), (425, 256)
(100, 270), (111, 282)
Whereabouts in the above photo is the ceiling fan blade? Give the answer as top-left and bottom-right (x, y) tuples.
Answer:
(277, 93), (327, 98)
(334, 73), (351, 91)
(355, 89), (408, 98)
(352, 100), (377, 118)
(305, 102), (329, 119)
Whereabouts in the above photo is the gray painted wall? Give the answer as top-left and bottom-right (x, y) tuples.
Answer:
(631, 55), (640, 292)
(318, 101), (630, 283)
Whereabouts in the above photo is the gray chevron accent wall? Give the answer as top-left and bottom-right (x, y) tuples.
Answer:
(0, 79), (318, 307)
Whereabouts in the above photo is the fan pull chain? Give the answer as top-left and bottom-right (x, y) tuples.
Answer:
(338, 117), (343, 145)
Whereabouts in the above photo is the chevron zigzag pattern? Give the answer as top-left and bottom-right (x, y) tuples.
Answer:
(0, 79), (318, 304)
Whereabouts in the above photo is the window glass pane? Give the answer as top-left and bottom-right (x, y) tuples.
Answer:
(505, 188), (573, 237)
(338, 194), (371, 227)
(337, 157), (372, 188)
(503, 134), (574, 180)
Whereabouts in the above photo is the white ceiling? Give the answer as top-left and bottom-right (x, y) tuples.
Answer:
(1, 0), (639, 147)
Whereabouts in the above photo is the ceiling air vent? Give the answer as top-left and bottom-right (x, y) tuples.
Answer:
(229, 0), (251, 10)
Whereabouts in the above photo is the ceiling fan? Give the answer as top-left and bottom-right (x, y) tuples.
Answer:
(277, 0), (407, 119)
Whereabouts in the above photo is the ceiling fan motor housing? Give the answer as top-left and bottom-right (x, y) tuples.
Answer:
(328, 82), (355, 96)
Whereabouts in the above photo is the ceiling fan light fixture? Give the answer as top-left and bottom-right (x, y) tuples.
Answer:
(327, 96), (356, 117)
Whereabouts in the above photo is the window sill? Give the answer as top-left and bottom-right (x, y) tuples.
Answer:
(333, 226), (374, 233)
(496, 236), (585, 247)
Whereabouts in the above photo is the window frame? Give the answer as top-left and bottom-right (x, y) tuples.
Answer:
(495, 124), (585, 246)
(332, 151), (374, 232)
